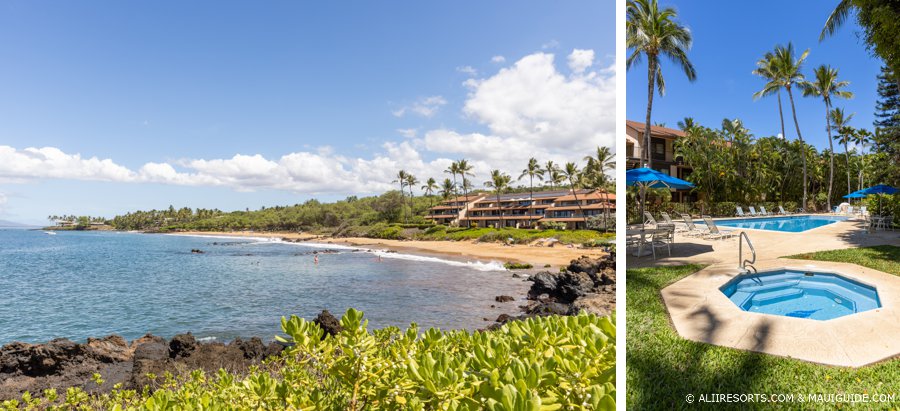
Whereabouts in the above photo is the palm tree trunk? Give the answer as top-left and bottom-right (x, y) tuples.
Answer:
(777, 91), (786, 139)
(844, 139), (851, 196)
(825, 102), (834, 211)
(644, 57), (657, 169)
(463, 176), (471, 227)
(571, 184), (589, 229)
(786, 87), (807, 212)
(529, 176), (534, 228)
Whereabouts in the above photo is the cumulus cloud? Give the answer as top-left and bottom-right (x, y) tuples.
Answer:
(491, 55), (506, 63)
(567, 49), (595, 74)
(456, 66), (478, 76)
(396, 128), (417, 138)
(1, 49), (615, 196)
(391, 96), (447, 118)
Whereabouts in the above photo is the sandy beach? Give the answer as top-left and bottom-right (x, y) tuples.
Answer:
(171, 231), (606, 267)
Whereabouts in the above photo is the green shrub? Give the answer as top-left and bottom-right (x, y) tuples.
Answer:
(539, 221), (566, 230)
(2, 309), (616, 410)
(503, 262), (533, 270)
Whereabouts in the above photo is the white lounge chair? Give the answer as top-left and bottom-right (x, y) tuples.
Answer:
(748, 206), (759, 216)
(679, 213), (708, 237)
(778, 206), (793, 215)
(643, 211), (658, 226)
(860, 206), (868, 216)
(660, 212), (688, 233)
(702, 216), (736, 240)
(759, 206), (770, 216)
(736, 206), (746, 217)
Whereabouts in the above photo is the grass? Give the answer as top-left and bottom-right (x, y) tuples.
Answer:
(417, 226), (613, 244)
(627, 247), (900, 410)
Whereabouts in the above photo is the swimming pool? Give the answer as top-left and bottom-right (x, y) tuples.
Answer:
(714, 215), (848, 232)
(720, 269), (881, 321)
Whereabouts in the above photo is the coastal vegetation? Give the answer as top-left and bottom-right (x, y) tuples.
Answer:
(101, 149), (615, 239)
(627, 257), (899, 410)
(2, 310), (616, 410)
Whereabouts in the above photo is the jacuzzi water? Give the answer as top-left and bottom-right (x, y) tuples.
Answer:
(713, 215), (848, 233)
(720, 269), (881, 320)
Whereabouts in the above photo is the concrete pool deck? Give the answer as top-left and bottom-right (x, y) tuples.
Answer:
(627, 216), (900, 269)
(661, 260), (900, 367)
(632, 215), (900, 367)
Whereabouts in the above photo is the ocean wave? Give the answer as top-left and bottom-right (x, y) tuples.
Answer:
(169, 233), (277, 243)
(286, 241), (506, 271)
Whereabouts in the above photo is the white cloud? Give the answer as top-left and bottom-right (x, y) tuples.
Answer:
(391, 95), (447, 118)
(491, 55), (506, 63)
(460, 51), (616, 158)
(396, 128), (417, 138)
(541, 40), (560, 50)
(456, 66), (478, 76)
(0, 49), (615, 196)
(567, 49), (595, 74)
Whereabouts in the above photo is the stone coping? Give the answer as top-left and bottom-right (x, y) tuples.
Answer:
(661, 259), (900, 367)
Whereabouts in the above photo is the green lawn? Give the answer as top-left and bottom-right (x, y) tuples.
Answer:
(627, 246), (900, 410)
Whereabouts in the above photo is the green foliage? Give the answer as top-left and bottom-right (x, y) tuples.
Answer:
(627, 255), (900, 410)
(418, 227), (612, 245)
(539, 221), (567, 230)
(3, 310), (616, 410)
(503, 262), (533, 270)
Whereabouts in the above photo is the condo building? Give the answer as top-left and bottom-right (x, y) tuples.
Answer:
(426, 189), (614, 230)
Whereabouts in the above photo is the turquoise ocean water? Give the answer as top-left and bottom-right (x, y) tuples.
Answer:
(0, 229), (526, 344)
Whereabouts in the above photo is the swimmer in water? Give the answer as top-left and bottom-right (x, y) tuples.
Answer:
(314, 255), (319, 264)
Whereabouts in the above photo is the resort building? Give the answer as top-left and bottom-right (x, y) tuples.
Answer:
(426, 189), (615, 230)
(625, 120), (695, 202)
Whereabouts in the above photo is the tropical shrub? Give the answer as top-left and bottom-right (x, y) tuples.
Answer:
(1, 309), (616, 410)
(539, 221), (566, 230)
(503, 262), (533, 270)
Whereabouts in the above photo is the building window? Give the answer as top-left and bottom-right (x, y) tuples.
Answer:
(626, 143), (635, 157)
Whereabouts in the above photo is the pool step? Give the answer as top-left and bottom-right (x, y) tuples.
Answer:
(750, 288), (805, 306)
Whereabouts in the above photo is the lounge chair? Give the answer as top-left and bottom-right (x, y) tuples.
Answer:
(660, 212), (688, 233)
(778, 206), (793, 215)
(702, 216), (736, 240)
(735, 206), (746, 217)
(759, 206), (770, 216)
(679, 213), (709, 237)
(748, 206), (759, 216)
(860, 206), (868, 216)
(643, 211), (657, 226)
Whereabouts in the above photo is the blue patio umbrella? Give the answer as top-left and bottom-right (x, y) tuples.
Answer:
(843, 192), (866, 198)
(626, 167), (695, 220)
(854, 184), (898, 214)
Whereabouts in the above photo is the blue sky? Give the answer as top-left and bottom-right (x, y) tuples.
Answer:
(626, 0), (883, 149)
(0, 1), (615, 224)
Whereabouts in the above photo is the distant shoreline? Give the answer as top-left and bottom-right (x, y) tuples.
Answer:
(168, 230), (605, 267)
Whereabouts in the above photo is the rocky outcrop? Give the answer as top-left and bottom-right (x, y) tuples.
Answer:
(489, 253), (616, 329)
(0, 324), (296, 400)
(494, 295), (515, 303)
(313, 310), (343, 337)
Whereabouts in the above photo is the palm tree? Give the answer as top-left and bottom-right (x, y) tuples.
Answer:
(456, 159), (475, 227)
(768, 43), (811, 211)
(802, 64), (853, 211)
(562, 162), (589, 228)
(405, 173), (419, 210)
(584, 146), (615, 230)
(439, 178), (455, 201)
(484, 170), (512, 228)
(421, 177), (438, 208)
(444, 162), (460, 196)
(851, 128), (873, 190)
(753, 53), (787, 140)
(544, 161), (561, 190)
(831, 108), (856, 195)
(627, 0), (696, 168)
(392, 170), (409, 223)
(676, 116), (697, 132)
(518, 157), (544, 227)
(820, 0), (854, 42)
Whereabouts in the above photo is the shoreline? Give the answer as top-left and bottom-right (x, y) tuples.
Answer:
(168, 230), (607, 267)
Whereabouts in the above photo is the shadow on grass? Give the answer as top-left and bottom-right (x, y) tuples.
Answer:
(625, 261), (900, 410)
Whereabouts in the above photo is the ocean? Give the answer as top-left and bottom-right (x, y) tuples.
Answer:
(0, 229), (528, 344)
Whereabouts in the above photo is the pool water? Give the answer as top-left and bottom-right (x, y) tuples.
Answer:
(720, 269), (881, 321)
(714, 215), (848, 233)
